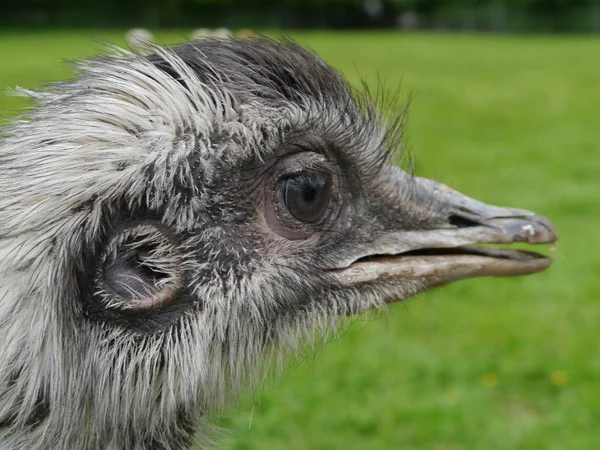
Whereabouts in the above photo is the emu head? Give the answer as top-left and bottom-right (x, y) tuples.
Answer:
(0, 38), (557, 449)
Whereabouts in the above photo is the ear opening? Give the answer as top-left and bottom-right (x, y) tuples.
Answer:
(96, 223), (182, 313)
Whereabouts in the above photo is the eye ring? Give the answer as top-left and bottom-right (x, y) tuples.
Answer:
(263, 150), (341, 241)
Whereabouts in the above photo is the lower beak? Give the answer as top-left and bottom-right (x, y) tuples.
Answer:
(333, 172), (558, 291)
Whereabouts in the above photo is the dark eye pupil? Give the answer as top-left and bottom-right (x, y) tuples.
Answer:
(303, 185), (317, 203)
(282, 172), (332, 223)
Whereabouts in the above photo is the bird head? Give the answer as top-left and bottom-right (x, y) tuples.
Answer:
(0, 38), (557, 448)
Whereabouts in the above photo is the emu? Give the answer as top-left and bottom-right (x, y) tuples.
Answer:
(0, 38), (557, 449)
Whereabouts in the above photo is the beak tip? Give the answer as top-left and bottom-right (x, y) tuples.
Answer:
(530, 214), (559, 244)
(491, 214), (558, 246)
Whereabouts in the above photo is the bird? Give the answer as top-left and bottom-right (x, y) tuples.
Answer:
(0, 37), (557, 449)
(190, 28), (233, 42)
(125, 28), (156, 55)
(211, 28), (231, 39)
(190, 28), (213, 41)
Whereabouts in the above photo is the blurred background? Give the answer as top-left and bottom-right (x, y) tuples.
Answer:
(4, 0), (600, 32)
(1, 1), (599, 449)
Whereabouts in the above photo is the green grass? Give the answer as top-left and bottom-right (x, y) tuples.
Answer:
(1, 30), (599, 449)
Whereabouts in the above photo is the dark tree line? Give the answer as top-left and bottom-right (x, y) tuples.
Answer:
(3, 0), (600, 32)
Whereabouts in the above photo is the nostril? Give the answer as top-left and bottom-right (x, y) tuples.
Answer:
(448, 213), (480, 228)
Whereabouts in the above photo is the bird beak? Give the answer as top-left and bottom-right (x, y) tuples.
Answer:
(333, 168), (558, 296)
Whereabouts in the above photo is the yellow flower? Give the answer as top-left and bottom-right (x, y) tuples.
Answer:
(550, 371), (569, 387)
(482, 372), (498, 388)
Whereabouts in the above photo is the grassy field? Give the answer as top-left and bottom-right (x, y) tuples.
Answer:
(1, 30), (599, 449)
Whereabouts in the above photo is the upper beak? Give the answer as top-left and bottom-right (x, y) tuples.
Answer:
(333, 169), (558, 292)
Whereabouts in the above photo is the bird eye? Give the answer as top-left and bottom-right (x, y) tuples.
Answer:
(281, 172), (332, 223)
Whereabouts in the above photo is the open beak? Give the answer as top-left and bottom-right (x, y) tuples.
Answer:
(333, 170), (558, 294)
